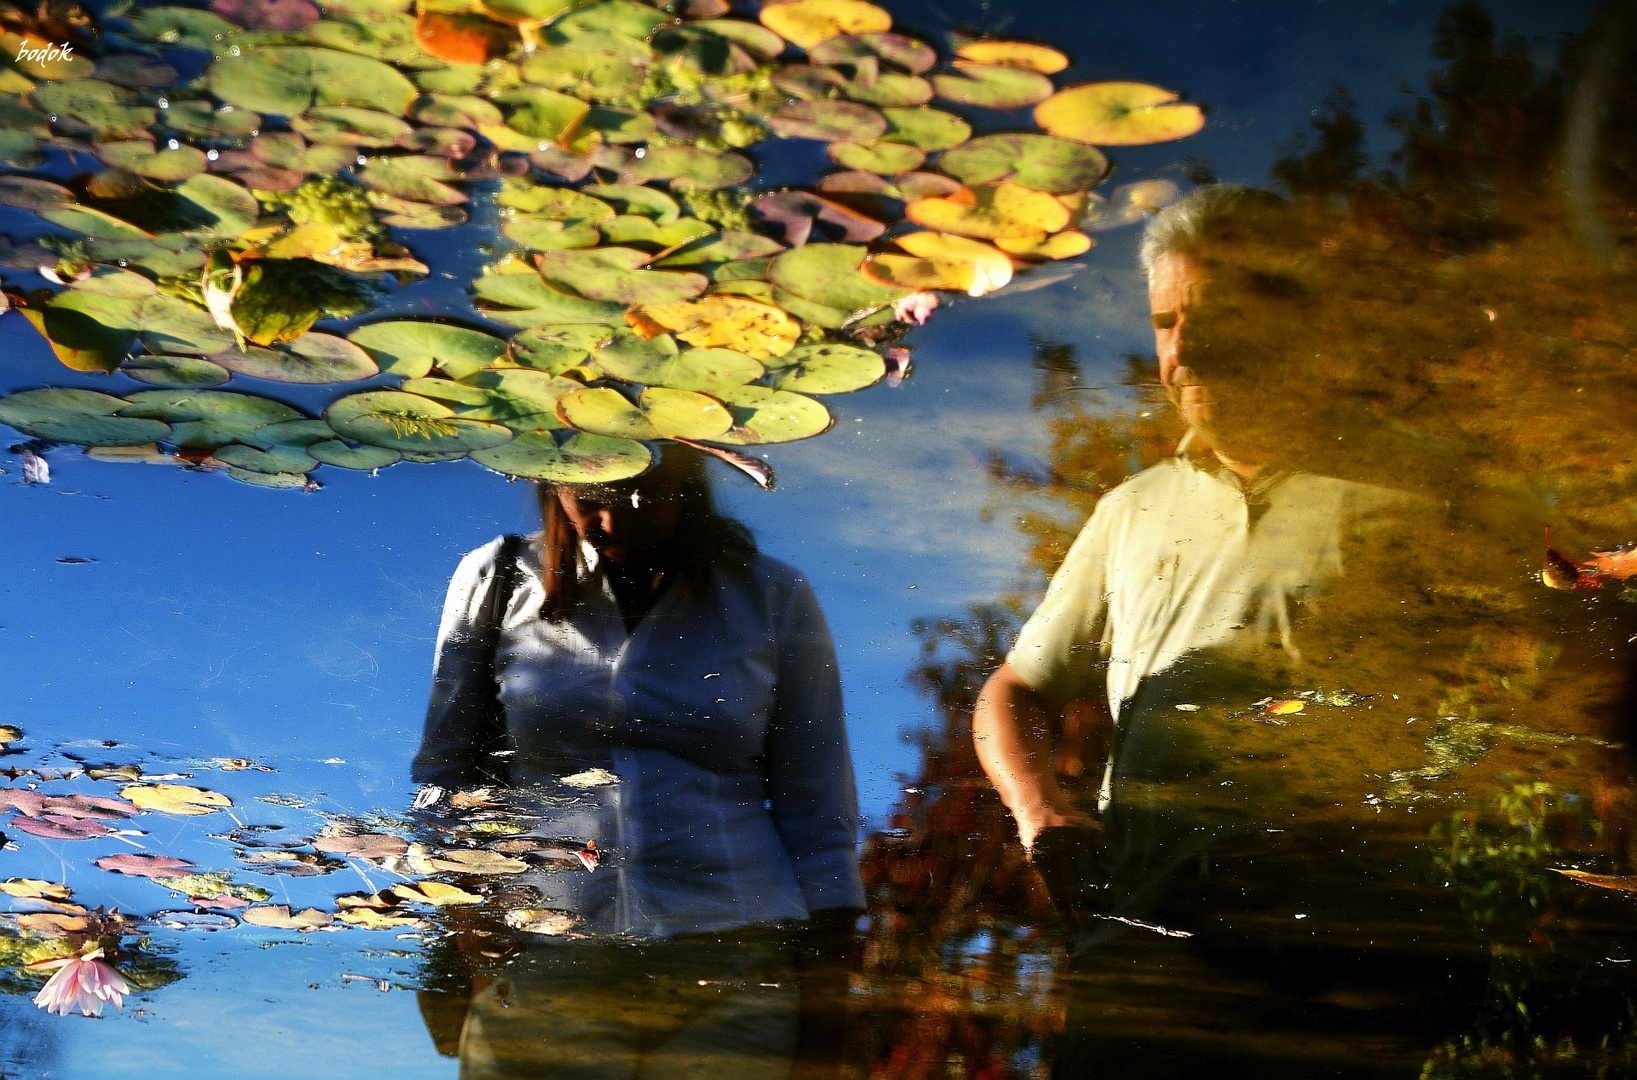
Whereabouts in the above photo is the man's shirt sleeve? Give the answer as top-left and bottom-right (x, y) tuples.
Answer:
(1006, 502), (1113, 705)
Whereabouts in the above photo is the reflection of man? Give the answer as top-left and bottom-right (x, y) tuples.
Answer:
(973, 185), (1485, 1076)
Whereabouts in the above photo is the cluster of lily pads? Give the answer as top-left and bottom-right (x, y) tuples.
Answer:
(0, 0), (1201, 487)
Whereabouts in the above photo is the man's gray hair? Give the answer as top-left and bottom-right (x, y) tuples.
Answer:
(1138, 183), (1300, 278)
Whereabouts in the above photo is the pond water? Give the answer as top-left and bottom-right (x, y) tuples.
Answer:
(2, 0), (1636, 1076)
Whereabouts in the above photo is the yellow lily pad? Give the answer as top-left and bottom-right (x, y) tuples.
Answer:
(905, 181), (1070, 240)
(864, 232), (1013, 296)
(993, 230), (1093, 260)
(120, 783), (233, 815)
(954, 39), (1068, 73)
(632, 295), (800, 359)
(1034, 81), (1205, 146)
(759, 0), (892, 50)
(392, 881), (483, 906)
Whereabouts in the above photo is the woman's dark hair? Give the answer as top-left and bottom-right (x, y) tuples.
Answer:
(533, 446), (757, 621)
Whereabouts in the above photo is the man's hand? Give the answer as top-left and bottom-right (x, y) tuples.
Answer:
(973, 662), (1098, 849)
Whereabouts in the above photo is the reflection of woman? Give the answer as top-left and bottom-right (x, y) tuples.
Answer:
(413, 446), (863, 1078)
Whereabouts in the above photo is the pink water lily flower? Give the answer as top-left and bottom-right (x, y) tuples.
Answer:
(892, 291), (940, 326)
(30, 946), (131, 1017)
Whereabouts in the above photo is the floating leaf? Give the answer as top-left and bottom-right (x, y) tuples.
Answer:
(471, 426), (652, 483)
(249, 131), (357, 174)
(507, 322), (615, 373)
(367, 191), (468, 229)
(0, 175), (73, 211)
(810, 32), (936, 74)
(349, 321), (507, 379)
(631, 296), (797, 360)
(551, 0), (670, 41)
(557, 386), (732, 440)
(939, 133), (1108, 194)
(654, 231), (785, 267)
(520, 45), (645, 101)
(337, 907), (423, 928)
(392, 881), (482, 905)
(312, 832), (410, 858)
(121, 783), (232, 815)
(241, 905), (336, 929)
(628, 146), (755, 192)
(993, 230), (1092, 259)
(767, 242), (908, 321)
(493, 85), (591, 147)
(121, 354), (232, 387)
(96, 853), (196, 879)
(879, 106), (971, 151)
(764, 341), (883, 393)
(767, 99), (886, 144)
(772, 64), (847, 99)
(758, 0), (892, 50)
(411, 93), (504, 131)
(326, 389), (513, 452)
(905, 181), (1070, 239)
(308, 440), (401, 469)
(413, 8), (516, 64)
(97, 141), (209, 181)
(955, 39), (1068, 73)
(864, 231), (1013, 296)
(0, 388), (171, 445)
(291, 105), (412, 147)
(595, 336), (765, 390)
(1, 878), (72, 900)
(414, 847), (529, 874)
(749, 191), (883, 248)
(128, 5), (242, 48)
(356, 155), (468, 206)
(598, 216), (715, 248)
(472, 273), (627, 326)
(227, 466), (314, 488)
(166, 99), (264, 138)
(586, 183), (678, 224)
(932, 62), (1054, 110)
(29, 80), (155, 136)
(217, 0), (321, 30)
(710, 385), (831, 444)
(830, 140), (924, 174)
(206, 46), (417, 117)
(12, 816), (110, 840)
(535, 247), (708, 305)
(1034, 81), (1205, 146)
(121, 388), (302, 447)
(842, 73), (933, 108)
(411, 369), (579, 421)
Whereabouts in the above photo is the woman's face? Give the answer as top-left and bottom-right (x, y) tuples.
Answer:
(554, 459), (688, 566)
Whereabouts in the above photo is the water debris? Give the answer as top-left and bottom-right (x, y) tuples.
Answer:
(55, 557), (96, 564)
(341, 974), (393, 992)
(18, 445), (48, 485)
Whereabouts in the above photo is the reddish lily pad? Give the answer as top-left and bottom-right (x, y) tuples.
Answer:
(939, 133), (1109, 194)
(767, 99), (886, 143)
(96, 854), (196, 879)
(749, 190), (884, 247)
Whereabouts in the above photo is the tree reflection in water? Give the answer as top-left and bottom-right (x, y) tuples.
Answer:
(866, 5), (1637, 1077)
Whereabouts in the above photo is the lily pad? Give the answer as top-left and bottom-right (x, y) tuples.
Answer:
(504, 216), (602, 250)
(307, 439), (401, 469)
(494, 85), (591, 147)
(631, 295), (798, 359)
(290, 105), (412, 147)
(227, 466), (313, 488)
(829, 140), (924, 174)
(939, 133), (1108, 194)
(536, 247), (708, 305)
(758, 0), (892, 50)
(710, 384), (832, 444)
(128, 5), (242, 48)
(29, 80), (156, 136)
(311, 12), (421, 60)
(165, 100), (264, 138)
(215, 441), (318, 475)
(121, 353), (232, 387)
(411, 93), (504, 131)
(653, 231), (785, 267)
(598, 215), (715, 248)
(0, 175), (74, 211)
(763, 341), (883, 393)
(348, 320), (507, 378)
(557, 386), (733, 440)
(768, 243), (908, 319)
(842, 73), (933, 108)
(0, 388), (171, 446)
(879, 107), (971, 151)
(366, 191), (469, 228)
(472, 273), (627, 326)
(810, 32), (937, 74)
(691, 18), (785, 59)
(471, 427), (651, 483)
(767, 99), (885, 144)
(121, 783), (232, 815)
(993, 230), (1092, 259)
(628, 146), (755, 192)
(408, 369), (579, 422)
(1034, 82), (1205, 146)
(520, 46), (645, 101)
(241, 905), (335, 929)
(207, 46), (417, 116)
(575, 106), (655, 145)
(249, 131), (357, 174)
(749, 191), (883, 247)
(325, 389), (514, 452)
(955, 39), (1069, 74)
(905, 181), (1071, 239)
(585, 184), (679, 224)
(121, 388), (303, 446)
(83, 235), (207, 277)
(38, 287), (232, 369)
(864, 231), (1013, 295)
(216, 333), (380, 383)
(97, 141), (209, 181)
(507, 322), (618, 373)
(772, 64), (848, 99)
(551, 0), (669, 40)
(593, 334), (764, 390)
(932, 62), (1054, 110)
(356, 155), (468, 206)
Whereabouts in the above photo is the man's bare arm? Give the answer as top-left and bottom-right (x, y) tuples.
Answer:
(973, 662), (1097, 849)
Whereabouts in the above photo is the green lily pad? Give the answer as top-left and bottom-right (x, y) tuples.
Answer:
(556, 385), (733, 440)
(290, 106), (412, 147)
(498, 183), (613, 218)
(356, 156), (467, 206)
(769, 286), (851, 329)
(365, 192), (468, 229)
(412, 66), (488, 95)
(470, 427), (650, 483)
(494, 85), (591, 146)
(121, 354), (232, 387)
(880, 107), (971, 151)
(216, 443), (317, 474)
(37, 205), (153, 241)
(411, 94), (504, 130)
(842, 73), (933, 108)
(536, 248), (708, 305)
(215, 333), (379, 383)
(128, 6), (242, 49)
(0, 388), (171, 446)
(763, 341), (884, 393)
(598, 215), (715, 247)
(307, 439), (401, 469)
(577, 107), (655, 145)
(226, 466), (312, 488)
(305, 13), (420, 61)
(0, 175), (73, 211)
(650, 24), (756, 77)
(767, 100), (886, 144)
(507, 322), (617, 373)
(594, 342), (764, 392)
(653, 231), (785, 267)
(408, 369), (579, 422)
(471, 273), (627, 326)
(550, 0), (668, 42)
(42, 287), (232, 367)
(121, 388), (303, 446)
(710, 385), (832, 444)
(249, 132), (358, 174)
(164, 100), (264, 138)
(585, 184), (678, 223)
(932, 62), (1054, 110)
(628, 146), (755, 192)
(520, 46), (644, 101)
(772, 64), (848, 99)
(767, 243), (908, 321)
(810, 32), (937, 74)
(829, 140), (924, 174)
(174, 174), (261, 237)
(938, 132), (1108, 194)
(325, 390), (514, 452)
(348, 321), (508, 379)
(207, 46), (417, 117)
(83, 235), (207, 277)
(480, 0), (584, 23)
(503, 217), (602, 250)
(97, 141), (209, 182)
(29, 80), (155, 136)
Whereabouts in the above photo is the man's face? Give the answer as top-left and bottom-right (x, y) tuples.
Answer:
(1148, 252), (1213, 433)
